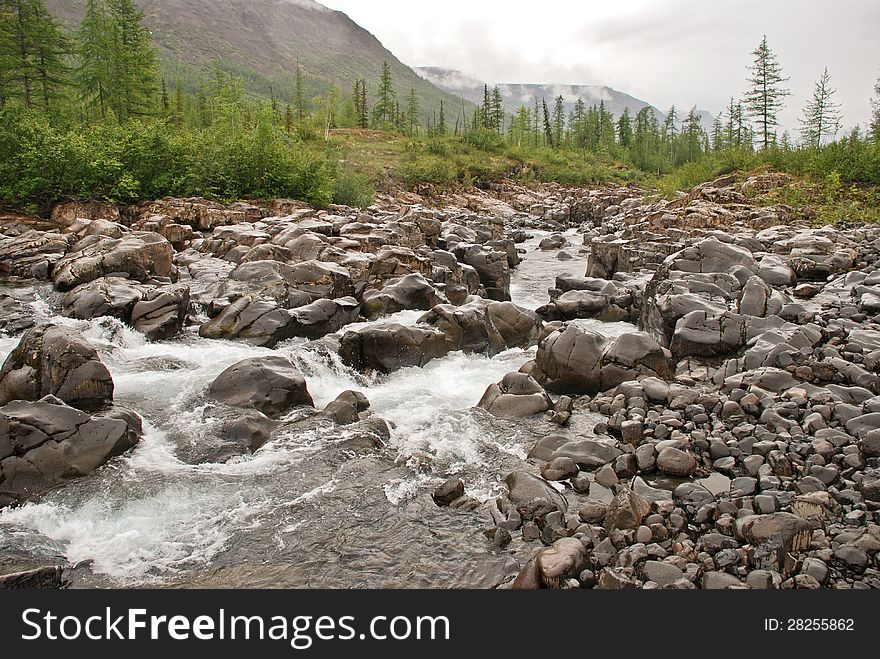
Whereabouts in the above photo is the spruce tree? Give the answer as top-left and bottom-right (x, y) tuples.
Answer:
(551, 95), (565, 148)
(490, 85), (504, 132)
(0, 0), (70, 112)
(542, 98), (554, 148)
(744, 35), (790, 150)
(437, 99), (446, 136)
(405, 87), (419, 136)
(294, 61), (304, 122)
(373, 61), (395, 128)
(798, 67), (841, 149)
(77, 0), (157, 120)
(617, 107), (633, 148)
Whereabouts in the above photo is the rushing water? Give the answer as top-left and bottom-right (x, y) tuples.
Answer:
(0, 233), (636, 588)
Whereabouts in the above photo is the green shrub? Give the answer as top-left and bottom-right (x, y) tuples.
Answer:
(332, 167), (375, 208)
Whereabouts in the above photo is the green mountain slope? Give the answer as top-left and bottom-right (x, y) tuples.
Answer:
(45, 0), (473, 121)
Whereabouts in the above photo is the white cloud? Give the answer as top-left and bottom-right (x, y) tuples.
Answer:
(320, 0), (880, 133)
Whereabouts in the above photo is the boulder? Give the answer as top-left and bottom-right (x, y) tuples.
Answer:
(478, 372), (552, 418)
(361, 274), (445, 318)
(338, 324), (450, 373)
(52, 232), (174, 291)
(208, 356), (314, 418)
(0, 325), (113, 411)
(504, 471), (567, 513)
(0, 396), (141, 504)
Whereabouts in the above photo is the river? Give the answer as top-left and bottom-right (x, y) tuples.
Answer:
(0, 229), (636, 588)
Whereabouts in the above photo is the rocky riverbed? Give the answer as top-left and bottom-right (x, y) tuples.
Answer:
(1, 173), (879, 589)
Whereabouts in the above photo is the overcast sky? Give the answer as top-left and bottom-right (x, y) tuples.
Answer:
(320, 0), (880, 133)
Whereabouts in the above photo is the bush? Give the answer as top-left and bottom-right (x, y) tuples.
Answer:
(332, 167), (375, 208)
(0, 104), (337, 210)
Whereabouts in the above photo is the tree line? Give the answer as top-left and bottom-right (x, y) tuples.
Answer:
(0, 1), (879, 210)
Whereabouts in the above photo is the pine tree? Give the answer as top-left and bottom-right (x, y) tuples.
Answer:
(571, 98), (586, 154)
(437, 99), (446, 136)
(798, 67), (842, 149)
(77, 0), (157, 120)
(480, 83), (491, 129)
(161, 77), (169, 111)
(490, 85), (504, 132)
(0, 0), (70, 112)
(551, 95), (565, 148)
(617, 107), (633, 148)
(373, 60), (395, 128)
(542, 97), (554, 148)
(533, 96), (541, 147)
(744, 35), (790, 150)
(711, 117), (724, 151)
(173, 80), (184, 126)
(681, 106), (704, 163)
(285, 103), (293, 133)
(405, 87), (420, 136)
(294, 61), (304, 122)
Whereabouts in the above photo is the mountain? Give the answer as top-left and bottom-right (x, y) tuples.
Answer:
(44, 0), (471, 118)
(416, 67), (715, 132)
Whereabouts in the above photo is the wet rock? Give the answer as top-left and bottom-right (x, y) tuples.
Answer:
(656, 447), (698, 477)
(199, 296), (296, 347)
(419, 298), (542, 356)
(505, 471), (567, 514)
(578, 501), (608, 524)
(0, 396), (141, 504)
(321, 390), (370, 425)
(536, 538), (588, 587)
(208, 356), (314, 418)
(478, 372), (552, 418)
(361, 274), (445, 318)
(540, 457), (579, 481)
(63, 276), (148, 321)
(0, 293), (37, 336)
(339, 324), (450, 373)
(605, 486), (651, 532)
(0, 230), (71, 279)
(736, 512), (813, 570)
(0, 325), (113, 411)
(287, 297), (361, 339)
(596, 567), (638, 589)
(702, 571), (744, 589)
(52, 232), (174, 291)
(0, 566), (65, 589)
(533, 324), (669, 395)
(130, 285), (190, 340)
(433, 478), (465, 506)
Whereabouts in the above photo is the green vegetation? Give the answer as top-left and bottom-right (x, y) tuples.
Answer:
(0, 6), (878, 218)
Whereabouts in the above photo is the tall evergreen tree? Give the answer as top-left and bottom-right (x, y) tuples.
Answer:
(551, 95), (565, 148)
(541, 97), (554, 148)
(77, 0), (157, 120)
(294, 61), (304, 122)
(491, 85), (504, 132)
(373, 61), (395, 128)
(0, 0), (70, 112)
(405, 87), (420, 136)
(798, 67), (841, 149)
(617, 107), (633, 148)
(744, 35), (790, 150)
(437, 99), (446, 136)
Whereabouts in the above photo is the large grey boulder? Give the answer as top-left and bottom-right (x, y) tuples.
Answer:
(208, 356), (314, 418)
(0, 325), (113, 411)
(52, 232), (174, 291)
(0, 396), (141, 506)
(478, 372), (552, 418)
(361, 274), (445, 318)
